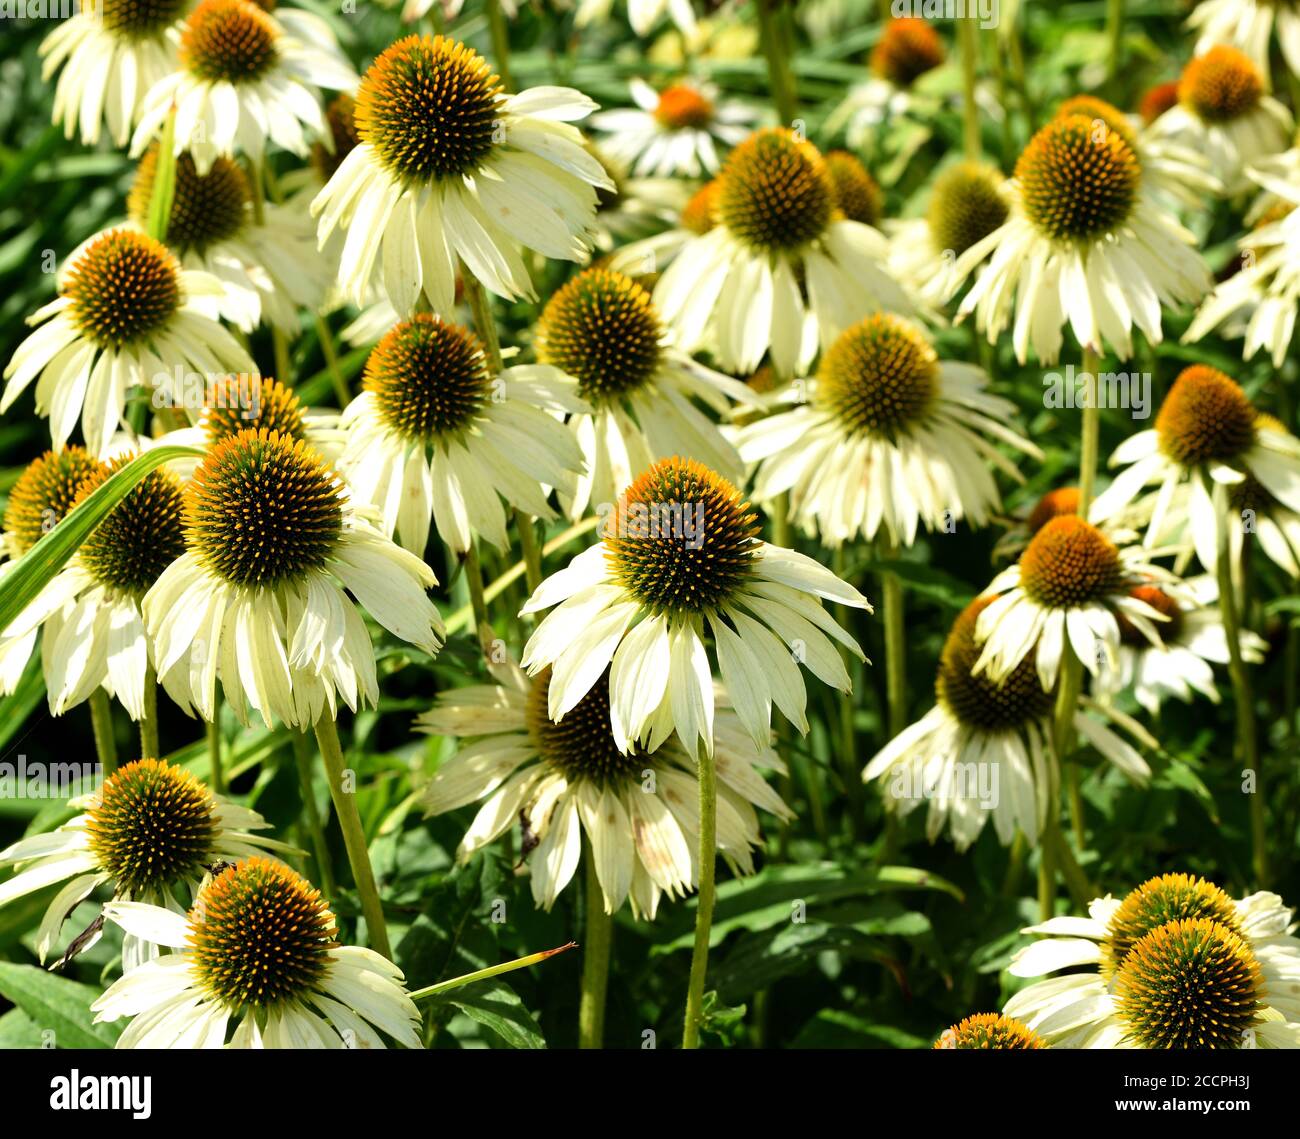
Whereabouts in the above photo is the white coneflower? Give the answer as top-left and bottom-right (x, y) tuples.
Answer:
(739, 313), (1041, 548)
(336, 313), (586, 556)
(419, 662), (791, 918)
(1188, 0), (1300, 85)
(312, 34), (611, 315)
(1099, 577), (1267, 715)
(534, 267), (754, 520)
(973, 516), (1179, 690)
(934, 1013), (1046, 1049)
(863, 597), (1151, 852)
(590, 79), (756, 178)
(953, 114), (1211, 364)
(40, 0), (187, 148)
(575, 0), (696, 37)
(92, 858), (421, 1048)
(143, 427), (444, 729)
(0, 758), (288, 969)
(130, 0), (356, 175)
(653, 127), (910, 375)
(520, 456), (871, 758)
(0, 447), (106, 693)
(1149, 45), (1292, 196)
(605, 177), (721, 280)
(1006, 873), (1300, 1048)
(125, 146), (330, 337)
(1090, 366), (1300, 572)
(1184, 152), (1300, 367)
(2, 228), (252, 455)
(886, 162), (1010, 311)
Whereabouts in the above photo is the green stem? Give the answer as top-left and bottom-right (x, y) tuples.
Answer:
(578, 852), (612, 1048)
(486, 0), (513, 92)
(464, 542), (492, 645)
(315, 314), (352, 407)
(1000, 830), (1027, 899)
(1036, 829), (1056, 922)
(880, 539), (907, 738)
(292, 729), (335, 901)
(409, 942), (577, 1002)
(1104, 0), (1125, 89)
(515, 509), (544, 597)
(833, 547), (864, 839)
(206, 714), (225, 794)
(1078, 349), (1102, 515)
(1047, 820), (1093, 907)
(958, 15), (981, 160)
(314, 715), (393, 959)
(89, 690), (118, 776)
(139, 666), (159, 760)
(756, 0), (798, 124)
(682, 746), (718, 1049)
(1212, 479), (1267, 886)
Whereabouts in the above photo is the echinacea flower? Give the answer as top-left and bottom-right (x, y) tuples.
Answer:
(1150, 45), (1292, 195)
(91, 858), (421, 1048)
(653, 127), (911, 375)
(125, 146), (331, 337)
(1184, 151), (1300, 367)
(131, 0), (356, 175)
(972, 516), (1179, 689)
(739, 313), (1041, 548)
(0, 758), (288, 968)
(1090, 366), (1300, 571)
(935, 1013), (1045, 1049)
(1188, 0), (1300, 86)
(312, 34), (611, 314)
(1099, 577), (1266, 715)
(143, 427), (444, 728)
(534, 267), (754, 520)
(863, 597), (1151, 851)
(39, 0), (186, 148)
(419, 661), (791, 918)
(336, 314), (586, 556)
(590, 79), (756, 178)
(953, 114), (1211, 364)
(520, 456), (871, 757)
(886, 161), (1009, 310)
(2, 228), (253, 455)
(823, 151), (883, 227)
(1006, 872), (1300, 1048)
(992, 486), (1083, 562)
(605, 177), (720, 280)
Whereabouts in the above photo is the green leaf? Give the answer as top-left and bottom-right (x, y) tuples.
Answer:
(443, 981), (545, 1049)
(791, 1010), (928, 1050)
(0, 962), (121, 1049)
(0, 445), (201, 635)
(0, 1006), (45, 1048)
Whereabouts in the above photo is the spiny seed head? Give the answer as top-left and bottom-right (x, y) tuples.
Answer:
(936, 597), (1054, 732)
(871, 18), (945, 87)
(128, 147), (250, 255)
(75, 458), (186, 596)
(1054, 94), (1138, 150)
(200, 374), (307, 445)
(1115, 919), (1262, 1049)
(85, 758), (218, 895)
(1016, 115), (1140, 242)
(536, 268), (664, 404)
(605, 457), (759, 616)
(816, 314), (939, 439)
(825, 150), (882, 226)
(180, 0), (279, 85)
(188, 858), (336, 1013)
(354, 35), (502, 184)
(4, 448), (106, 555)
(1139, 80), (1180, 125)
(1117, 584), (1183, 646)
(312, 93), (360, 181)
(654, 83), (714, 130)
(525, 667), (646, 785)
(1019, 516), (1122, 608)
(717, 128), (834, 252)
(64, 229), (181, 350)
(185, 428), (344, 587)
(1026, 486), (1080, 536)
(1156, 365), (1257, 467)
(1180, 46), (1263, 124)
(934, 1013), (1046, 1049)
(1102, 873), (1241, 978)
(679, 179), (720, 234)
(364, 314), (491, 442)
(926, 161), (1009, 256)
(88, 0), (188, 38)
